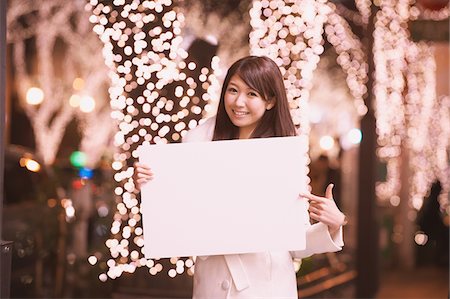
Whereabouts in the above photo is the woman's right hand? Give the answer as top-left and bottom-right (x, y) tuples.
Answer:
(299, 184), (346, 235)
(133, 162), (154, 191)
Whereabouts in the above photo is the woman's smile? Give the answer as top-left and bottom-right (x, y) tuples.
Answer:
(224, 75), (273, 138)
(231, 109), (250, 117)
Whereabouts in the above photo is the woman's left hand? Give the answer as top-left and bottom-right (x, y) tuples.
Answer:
(300, 184), (346, 235)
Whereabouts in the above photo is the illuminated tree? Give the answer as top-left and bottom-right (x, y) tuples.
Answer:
(7, 0), (113, 167)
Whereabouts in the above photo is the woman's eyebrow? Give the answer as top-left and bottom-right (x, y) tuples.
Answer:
(229, 81), (255, 91)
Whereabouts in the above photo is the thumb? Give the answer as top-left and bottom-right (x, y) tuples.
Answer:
(325, 183), (334, 199)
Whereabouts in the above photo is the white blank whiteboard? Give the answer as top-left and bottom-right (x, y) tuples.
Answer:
(138, 136), (310, 258)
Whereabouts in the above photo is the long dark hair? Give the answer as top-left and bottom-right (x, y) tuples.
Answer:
(212, 56), (296, 140)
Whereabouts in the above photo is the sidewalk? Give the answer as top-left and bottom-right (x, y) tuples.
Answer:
(376, 266), (449, 299)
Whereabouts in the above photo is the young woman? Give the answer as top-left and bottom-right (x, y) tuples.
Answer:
(134, 56), (346, 299)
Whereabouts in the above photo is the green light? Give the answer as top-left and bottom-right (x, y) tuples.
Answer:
(70, 151), (87, 168)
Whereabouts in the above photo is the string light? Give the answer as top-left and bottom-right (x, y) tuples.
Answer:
(25, 87), (44, 105)
(80, 95), (96, 113)
(249, 0), (449, 266)
(19, 157), (41, 172)
(7, 0), (113, 167)
(373, 0), (449, 216)
(250, 0), (331, 132)
(355, 0), (372, 24)
(347, 128), (362, 145)
(180, 1), (250, 79)
(414, 2), (450, 20)
(373, 0), (410, 202)
(324, 4), (368, 116)
(319, 135), (335, 151)
(88, 0), (221, 279)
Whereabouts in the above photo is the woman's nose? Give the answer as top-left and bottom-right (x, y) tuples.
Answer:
(235, 94), (246, 106)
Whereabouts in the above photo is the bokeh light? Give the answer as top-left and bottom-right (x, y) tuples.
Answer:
(26, 87), (44, 105)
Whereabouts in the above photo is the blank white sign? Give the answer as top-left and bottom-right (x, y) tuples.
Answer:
(138, 136), (310, 258)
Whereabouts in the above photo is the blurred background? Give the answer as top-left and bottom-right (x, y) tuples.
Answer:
(1, 0), (448, 298)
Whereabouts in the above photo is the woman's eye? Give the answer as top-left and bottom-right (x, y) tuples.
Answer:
(248, 91), (258, 97)
(228, 87), (237, 93)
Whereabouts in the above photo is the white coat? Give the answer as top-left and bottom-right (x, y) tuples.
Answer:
(182, 117), (344, 299)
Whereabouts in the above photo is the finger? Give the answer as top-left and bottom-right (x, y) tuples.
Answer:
(298, 194), (311, 201)
(300, 192), (326, 203)
(137, 172), (153, 178)
(136, 178), (152, 186)
(134, 162), (146, 168)
(309, 202), (324, 211)
(138, 173), (154, 180)
(136, 167), (153, 175)
(136, 164), (152, 170)
(135, 163), (152, 170)
(325, 184), (334, 200)
(309, 211), (321, 222)
(139, 174), (153, 180)
(137, 176), (153, 182)
(308, 206), (321, 214)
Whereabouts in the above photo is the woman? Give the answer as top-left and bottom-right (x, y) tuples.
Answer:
(135, 56), (346, 299)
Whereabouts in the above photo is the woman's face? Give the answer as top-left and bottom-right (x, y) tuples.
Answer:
(224, 75), (273, 139)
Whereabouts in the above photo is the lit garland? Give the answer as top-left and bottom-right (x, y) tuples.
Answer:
(373, 0), (411, 201)
(334, 0), (371, 27)
(324, 3), (368, 117)
(355, 0), (372, 24)
(328, 0), (372, 28)
(180, 1), (251, 82)
(249, 0), (369, 156)
(341, 1), (450, 25)
(248, 0), (449, 243)
(308, 55), (359, 159)
(334, 2), (366, 27)
(7, 0), (112, 167)
(8, 0), (73, 165)
(415, 2), (450, 20)
(324, 1), (371, 122)
(405, 43), (436, 210)
(332, 0), (450, 217)
(373, 0), (449, 217)
(87, 0), (222, 280)
(405, 43), (449, 213)
(249, 0), (332, 135)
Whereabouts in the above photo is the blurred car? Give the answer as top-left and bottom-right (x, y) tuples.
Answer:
(2, 145), (64, 298)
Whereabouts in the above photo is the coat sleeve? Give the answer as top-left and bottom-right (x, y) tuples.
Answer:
(289, 203), (344, 259)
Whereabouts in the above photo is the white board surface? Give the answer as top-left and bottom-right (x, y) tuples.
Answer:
(138, 136), (310, 258)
